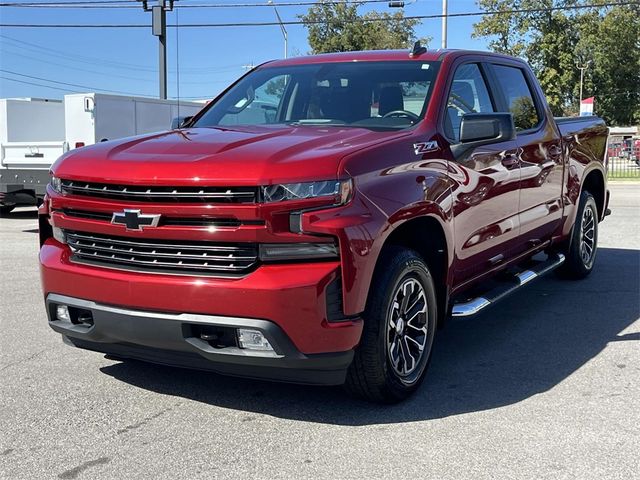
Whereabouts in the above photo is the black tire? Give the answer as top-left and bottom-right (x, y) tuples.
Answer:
(345, 246), (437, 403)
(559, 191), (598, 279)
(0, 205), (15, 216)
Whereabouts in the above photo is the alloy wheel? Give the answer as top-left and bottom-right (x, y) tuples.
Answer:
(580, 205), (596, 266)
(386, 277), (429, 383)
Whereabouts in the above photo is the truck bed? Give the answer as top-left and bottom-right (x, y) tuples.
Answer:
(555, 115), (608, 167)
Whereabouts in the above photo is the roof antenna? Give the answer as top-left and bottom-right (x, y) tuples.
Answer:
(409, 40), (427, 58)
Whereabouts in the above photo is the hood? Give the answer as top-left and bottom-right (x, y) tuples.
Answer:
(52, 125), (409, 186)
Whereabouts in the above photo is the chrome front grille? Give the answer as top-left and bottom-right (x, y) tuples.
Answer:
(66, 231), (258, 275)
(61, 180), (257, 203)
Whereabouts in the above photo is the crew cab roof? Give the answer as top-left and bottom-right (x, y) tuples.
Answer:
(266, 49), (523, 68)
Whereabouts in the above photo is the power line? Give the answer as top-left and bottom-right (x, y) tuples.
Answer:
(0, 49), (239, 86)
(0, 0), (135, 6)
(0, 0), (394, 7)
(0, 33), (159, 72)
(0, 1), (637, 26)
(0, 34), (247, 74)
(1, 0), (133, 4)
(0, 48), (159, 82)
(0, 75), (79, 92)
(178, 0), (393, 7)
(0, 68), (150, 95)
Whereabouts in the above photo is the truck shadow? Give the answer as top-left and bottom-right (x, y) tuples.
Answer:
(100, 247), (639, 425)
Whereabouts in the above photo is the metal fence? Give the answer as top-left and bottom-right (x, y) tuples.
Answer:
(607, 156), (640, 179)
(607, 136), (640, 179)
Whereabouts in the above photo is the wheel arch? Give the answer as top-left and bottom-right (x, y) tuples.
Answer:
(371, 213), (451, 328)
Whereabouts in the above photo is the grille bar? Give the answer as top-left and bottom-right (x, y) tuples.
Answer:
(61, 180), (258, 203)
(66, 231), (258, 275)
(60, 209), (255, 228)
(67, 240), (256, 262)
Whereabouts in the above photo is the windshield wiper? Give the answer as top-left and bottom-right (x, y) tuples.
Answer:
(287, 119), (347, 126)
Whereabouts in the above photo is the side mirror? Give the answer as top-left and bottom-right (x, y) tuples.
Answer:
(171, 116), (193, 130)
(451, 113), (515, 159)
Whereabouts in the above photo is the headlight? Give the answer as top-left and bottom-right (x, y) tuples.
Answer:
(50, 176), (62, 193)
(261, 179), (352, 205)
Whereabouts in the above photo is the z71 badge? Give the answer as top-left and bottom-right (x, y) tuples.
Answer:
(413, 141), (439, 156)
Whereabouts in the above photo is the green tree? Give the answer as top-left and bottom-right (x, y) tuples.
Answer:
(576, 5), (640, 125)
(299, 1), (428, 54)
(473, 1), (640, 125)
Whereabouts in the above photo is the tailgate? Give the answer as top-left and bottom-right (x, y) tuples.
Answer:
(1, 141), (66, 168)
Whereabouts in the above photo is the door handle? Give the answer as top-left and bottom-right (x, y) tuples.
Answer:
(501, 155), (520, 169)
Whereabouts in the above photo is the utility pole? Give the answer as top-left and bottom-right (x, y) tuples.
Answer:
(388, 0), (447, 49)
(268, 0), (288, 59)
(441, 0), (448, 49)
(139, 0), (174, 99)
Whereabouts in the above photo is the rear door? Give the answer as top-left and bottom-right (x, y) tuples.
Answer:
(487, 61), (564, 251)
(442, 61), (522, 286)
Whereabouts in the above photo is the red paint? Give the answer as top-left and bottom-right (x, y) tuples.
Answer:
(41, 49), (608, 356)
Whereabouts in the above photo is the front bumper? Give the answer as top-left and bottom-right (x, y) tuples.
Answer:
(0, 168), (50, 200)
(41, 239), (362, 385)
(47, 294), (354, 385)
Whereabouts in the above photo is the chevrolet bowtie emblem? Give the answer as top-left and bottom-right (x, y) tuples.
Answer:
(111, 209), (161, 231)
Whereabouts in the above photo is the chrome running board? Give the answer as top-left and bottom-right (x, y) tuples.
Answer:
(451, 253), (565, 318)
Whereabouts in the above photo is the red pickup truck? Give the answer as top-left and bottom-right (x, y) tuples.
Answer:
(39, 48), (609, 403)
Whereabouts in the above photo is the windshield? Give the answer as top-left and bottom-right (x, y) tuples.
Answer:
(193, 61), (440, 130)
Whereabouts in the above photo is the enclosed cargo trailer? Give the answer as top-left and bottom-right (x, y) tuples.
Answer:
(64, 93), (202, 148)
(0, 94), (204, 212)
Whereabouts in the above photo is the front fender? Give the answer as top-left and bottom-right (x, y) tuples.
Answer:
(304, 171), (453, 316)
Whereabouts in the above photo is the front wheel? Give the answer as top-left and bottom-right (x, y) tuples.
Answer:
(559, 191), (599, 279)
(345, 247), (437, 403)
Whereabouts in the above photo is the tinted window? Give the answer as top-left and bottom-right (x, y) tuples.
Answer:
(219, 74), (288, 126)
(194, 61), (440, 131)
(445, 63), (494, 142)
(492, 65), (541, 131)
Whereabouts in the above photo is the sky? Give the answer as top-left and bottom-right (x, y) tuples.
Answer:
(0, 0), (491, 101)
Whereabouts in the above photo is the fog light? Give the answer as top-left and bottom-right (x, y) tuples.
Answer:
(56, 304), (70, 322)
(237, 329), (274, 352)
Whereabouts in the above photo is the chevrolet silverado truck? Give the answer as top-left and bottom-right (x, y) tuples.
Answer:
(39, 48), (609, 403)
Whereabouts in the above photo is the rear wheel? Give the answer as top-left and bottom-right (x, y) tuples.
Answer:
(345, 247), (437, 403)
(559, 191), (598, 279)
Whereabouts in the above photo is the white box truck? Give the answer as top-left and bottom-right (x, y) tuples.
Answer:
(0, 93), (203, 213)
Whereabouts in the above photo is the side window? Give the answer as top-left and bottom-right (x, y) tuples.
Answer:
(445, 63), (494, 142)
(492, 65), (541, 131)
(219, 75), (289, 126)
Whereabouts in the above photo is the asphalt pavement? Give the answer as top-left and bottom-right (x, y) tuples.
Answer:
(1, 183), (638, 480)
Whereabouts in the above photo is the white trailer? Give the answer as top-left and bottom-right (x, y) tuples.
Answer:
(0, 93), (204, 213)
(0, 98), (66, 213)
(64, 93), (202, 148)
